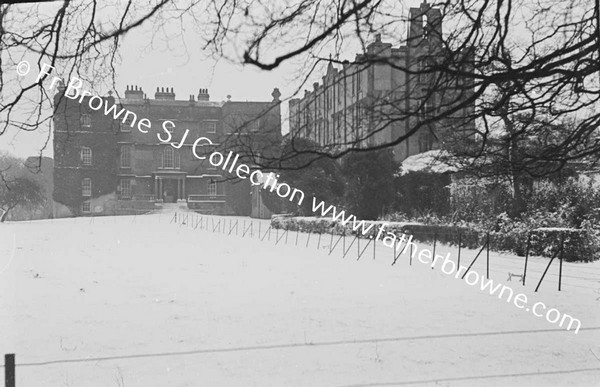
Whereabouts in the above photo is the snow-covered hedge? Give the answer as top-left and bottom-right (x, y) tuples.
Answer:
(271, 216), (599, 262)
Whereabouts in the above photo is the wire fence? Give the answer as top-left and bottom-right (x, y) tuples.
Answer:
(166, 212), (567, 293)
(0, 210), (580, 387)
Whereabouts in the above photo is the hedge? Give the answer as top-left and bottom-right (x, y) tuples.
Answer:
(270, 216), (599, 262)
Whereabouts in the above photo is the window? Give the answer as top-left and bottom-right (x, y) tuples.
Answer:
(80, 114), (91, 127)
(162, 147), (180, 169)
(208, 181), (217, 196)
(419, 97), (434, 121)
(120, 120), (131, 132)
(81, 199), (91, 213)
(80, 147), (92, 165)
(249, 119), (260, 132)
(82, 178), (92, 197)
(120, 179), (132, 198)
(164, 122), (175, 134)
(203, 121), (217, 133)
(120, 145), (131, 168)
(418, 132), (435, 153)
(417, 59), (424, 84)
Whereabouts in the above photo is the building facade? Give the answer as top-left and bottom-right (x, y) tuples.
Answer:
(53, 85), (281, 217)
(288, 1), (474, 161)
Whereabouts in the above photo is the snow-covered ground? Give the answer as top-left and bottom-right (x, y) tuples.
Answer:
(1, 213), (599, 386)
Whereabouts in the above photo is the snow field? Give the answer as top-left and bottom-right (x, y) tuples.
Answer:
(0, 214), (599, 386)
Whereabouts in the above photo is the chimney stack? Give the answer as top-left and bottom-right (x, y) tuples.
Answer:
(197, 88), (210, 101)
(124, 84), (144, 100)
(155, 86), (176, 100)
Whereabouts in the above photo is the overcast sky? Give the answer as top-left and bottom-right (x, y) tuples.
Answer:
(0, 0), (422, 159)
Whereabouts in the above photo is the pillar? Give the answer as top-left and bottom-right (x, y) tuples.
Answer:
(182, 178), (186, 201)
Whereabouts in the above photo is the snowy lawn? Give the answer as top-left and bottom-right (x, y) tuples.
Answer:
(1, 213), (599, 386)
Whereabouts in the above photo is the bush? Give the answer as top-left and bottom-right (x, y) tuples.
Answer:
(278, 137), (344, 215)
(395, 171), (452, 217)
(340, 149), (397, 220)
(527, 177), (600, 229)
(448, 176), (513, 223)
(271, 215), (600, 262)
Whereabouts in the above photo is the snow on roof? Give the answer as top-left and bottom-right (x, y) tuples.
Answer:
(398, 150), (458, 175)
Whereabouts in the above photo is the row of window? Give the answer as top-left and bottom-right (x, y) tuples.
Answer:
(119, 146), (219, 170)
(79, 178), (220, 212)
(79, 145), (217, 169)
(119, 120), (219, 133)
(80, 178), (130, 213)
(79, 114), (228, 134)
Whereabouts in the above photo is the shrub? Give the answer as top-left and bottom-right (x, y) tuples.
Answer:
(271, 215), (600, 262)
(395, 171), (452, 217)
(278, 137), (344, 215)
(340, 149), (397, 220)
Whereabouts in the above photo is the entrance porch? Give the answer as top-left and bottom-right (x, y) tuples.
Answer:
(154, 173), (186, 203)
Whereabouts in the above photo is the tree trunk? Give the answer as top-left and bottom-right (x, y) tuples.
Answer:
(0, 209), (8, 223)
(511, 173), (528, 218)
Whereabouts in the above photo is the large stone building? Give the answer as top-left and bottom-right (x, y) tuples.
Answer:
(53, 85), (281, 217)
(288, 1), (474, 161)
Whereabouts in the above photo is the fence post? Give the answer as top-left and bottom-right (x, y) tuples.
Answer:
(535, 246), (561, 292)
(523, 233), (531, 286)
(5, 353), (15, 387)
(486, 232), (490, 279)
(330, 229), (334, 250)
(431, 232), (437, 270)
(373, 236), (376, 260)
(457, 232), (462, 270)
(559, 232), (565, 291)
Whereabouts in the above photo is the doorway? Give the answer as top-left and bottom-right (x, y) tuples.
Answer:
(162, 179), (178, 203)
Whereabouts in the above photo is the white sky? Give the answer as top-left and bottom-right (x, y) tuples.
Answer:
(0, 0), (427, 159)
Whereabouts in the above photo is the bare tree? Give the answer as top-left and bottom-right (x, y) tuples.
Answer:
(2, 0), (599, 178)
